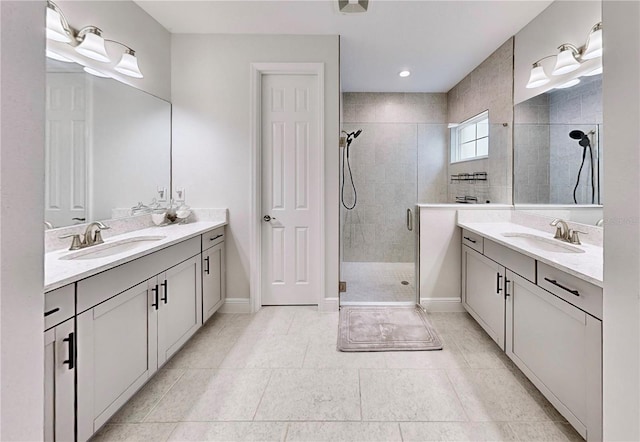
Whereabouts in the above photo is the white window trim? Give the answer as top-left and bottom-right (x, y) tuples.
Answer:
(450, 110), (489, 164)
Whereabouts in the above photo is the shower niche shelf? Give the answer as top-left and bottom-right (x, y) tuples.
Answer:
(450, 172), (488, 183)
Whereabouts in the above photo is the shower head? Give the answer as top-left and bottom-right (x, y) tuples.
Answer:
(569, 130), (591, 148)
(354, 129), (362, 138)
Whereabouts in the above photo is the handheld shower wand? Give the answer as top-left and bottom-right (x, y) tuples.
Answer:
(341, 129), (362, 210)
(569, 130), (596, 204)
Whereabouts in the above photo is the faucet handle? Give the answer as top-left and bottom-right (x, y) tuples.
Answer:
(59, 233), (83, 250)
(570, 230), (588, 245)
(93, 229), (108, 245)
(553, 226), (563, 239)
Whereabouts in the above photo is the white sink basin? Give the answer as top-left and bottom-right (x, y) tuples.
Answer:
(501, 232), (585, 254)
(60, 236), (167, 260)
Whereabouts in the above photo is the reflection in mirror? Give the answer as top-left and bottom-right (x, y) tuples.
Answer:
(514, 74), (602, 208)
(45, 59), (171, 229)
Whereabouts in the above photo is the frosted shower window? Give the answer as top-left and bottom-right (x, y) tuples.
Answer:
(451, 111), (489, 163)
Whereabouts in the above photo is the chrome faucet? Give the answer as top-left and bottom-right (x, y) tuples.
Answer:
(60, 221), (111, 251)
(550, 218), (571, 241)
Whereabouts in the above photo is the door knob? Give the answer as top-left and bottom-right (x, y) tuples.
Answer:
(263, 215), (276, 222)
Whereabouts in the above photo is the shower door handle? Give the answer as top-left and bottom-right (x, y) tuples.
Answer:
(406, 208), (413, 231)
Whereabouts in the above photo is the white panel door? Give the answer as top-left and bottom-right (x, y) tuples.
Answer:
(261, 74), (320, 305)
(45, 73), (88, 228)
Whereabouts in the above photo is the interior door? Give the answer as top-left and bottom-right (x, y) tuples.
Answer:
(261, 73), (321, 305)
(45, 73), (88, 228)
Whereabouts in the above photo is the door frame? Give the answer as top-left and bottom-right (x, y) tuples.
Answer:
(249, 63), (325, 313)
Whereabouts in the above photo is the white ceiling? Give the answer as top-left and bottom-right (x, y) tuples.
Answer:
(135, 0), (552, 92)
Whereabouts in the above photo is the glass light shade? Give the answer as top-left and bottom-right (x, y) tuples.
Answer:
(114, 52), (144, 78)
(555, 78), (581, 89)
(526, 65), (550, 88)
(46, 6), (71, 42)
(584, 65), (603, 76)
(552, 47), (581, 75)
(83, 66), (110, 78)
(75, 31), (110, 63)
(46, 49), (73, 62)
(582, 27), (603, 60)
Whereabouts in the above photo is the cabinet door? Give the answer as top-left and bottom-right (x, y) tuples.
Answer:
(462, 246), (506, 349)
(44, 319), (75, 442)
(157, 255), (202, 366)
(77, 280), (158, 441)
(506, 271), (602, 441)
(202, 242), (225, 323)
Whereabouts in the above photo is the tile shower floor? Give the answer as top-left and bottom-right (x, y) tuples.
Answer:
(92, 307), (582, 442)
(340, 262), (416, 303)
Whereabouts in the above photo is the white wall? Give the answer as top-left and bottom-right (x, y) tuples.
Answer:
(0, 2), (46, 439)
(514, 1), (602, 104)
(602, 2), (640, 439)
(50, 1), (171, 101)
(171, 34), (340, 302)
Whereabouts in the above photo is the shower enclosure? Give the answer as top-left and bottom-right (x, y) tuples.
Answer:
(339, 122), (449, 305)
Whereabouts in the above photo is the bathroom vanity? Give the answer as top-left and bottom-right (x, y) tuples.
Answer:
(43, 221), (226, 442)
(459, 219), (602, 441)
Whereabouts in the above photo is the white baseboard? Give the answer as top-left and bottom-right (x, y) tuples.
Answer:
(320, 297), (339, 312)
(219, 297), (252, 314)
(420, 297), (465, 312)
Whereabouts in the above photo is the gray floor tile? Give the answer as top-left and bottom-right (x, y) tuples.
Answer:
(400, 422), (517, 441)
(286, 422), (402, 441)
(91, 423), (176, 441)
(144, 369), (271, 422)
(168, 422), (287, 441)
(360, 369), (467, 421)
(508, 421), (584, 441)
(254, 369), (360, 421)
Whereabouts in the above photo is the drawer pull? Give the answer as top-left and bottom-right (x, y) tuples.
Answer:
(151, 284), (159, 310)
(505, 278), (511, 298)
(464, 236), (477, 244)
(63, 332), (75, 370)
(204, 256), (210, 275)
(544, 277), (580, 297)
(44, 307), (60, 317)
(496, 273), (502, 294)
(209, 234), (223, 241)
(161, 280), (168, 304)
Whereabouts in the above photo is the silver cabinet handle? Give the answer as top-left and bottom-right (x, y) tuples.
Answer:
(406, 208), (413, 231)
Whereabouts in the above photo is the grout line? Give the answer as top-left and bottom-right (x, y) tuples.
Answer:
(282, 422), (290, 442)
(140, 369), (188, 423)
(397, 422), (404, 442)
(252, 369), (274, 421)
(443, 369), (472, 423)
(358, 368), (363, 421)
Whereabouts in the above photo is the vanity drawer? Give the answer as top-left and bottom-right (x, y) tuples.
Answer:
(462, 229), (484, 253)
(202, 227), (224, 251)
(485, 239), (536, 283)
(537, 262), (603, 319)
(45, 284), (74, 330)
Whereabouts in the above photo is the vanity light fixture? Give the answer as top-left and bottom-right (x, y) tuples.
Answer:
(44, 2), (144, 78)
(555, 78), (581, 89)
(524, 21), (603, 88)
(75, 27), (110, 62)
(584, 65), (603, 76)
(582, 22), (603, 60)
(399, 70), (411, 78)
(46, 1), (72, 43)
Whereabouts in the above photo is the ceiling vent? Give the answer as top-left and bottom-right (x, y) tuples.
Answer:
(338, 0), (368, 13)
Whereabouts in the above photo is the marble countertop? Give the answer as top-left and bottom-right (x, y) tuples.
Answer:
(458, 221), (603, 287)
(45, 221), (226, 292)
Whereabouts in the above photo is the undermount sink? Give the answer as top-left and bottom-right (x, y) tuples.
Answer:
(501, 232), (585, 254)
(60, 236), (167, 260)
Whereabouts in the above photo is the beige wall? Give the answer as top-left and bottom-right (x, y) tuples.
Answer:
(0, 2), (46, 439)
(447, 38), (514, 204)
(171, 34), (340, 303)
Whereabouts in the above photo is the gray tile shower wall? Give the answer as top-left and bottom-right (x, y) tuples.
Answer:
(447, 37), (514, 204)
(341, 93), (448, 262)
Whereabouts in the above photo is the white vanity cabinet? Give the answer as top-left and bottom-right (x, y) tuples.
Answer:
(76, 236), (202, 441)
(201, 227), (225, 323)
(462, 245), (506, 349)
(44, 285), (75, 442)
(506, 271), (602, 440)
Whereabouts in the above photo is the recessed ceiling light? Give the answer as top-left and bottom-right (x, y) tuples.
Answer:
(399, 70), (411, 78)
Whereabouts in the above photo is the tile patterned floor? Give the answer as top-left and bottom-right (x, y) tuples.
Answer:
(92, 307), (583, 442)
(340, 262), (416, 303)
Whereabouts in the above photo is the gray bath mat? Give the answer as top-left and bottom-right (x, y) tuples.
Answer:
(337, 306), (443, 352)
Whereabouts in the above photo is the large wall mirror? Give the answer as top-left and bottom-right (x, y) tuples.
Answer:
(513, 74), (603, 225)
(45, 59), (171, 229)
